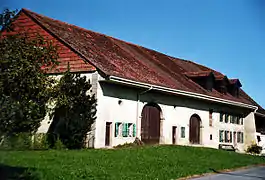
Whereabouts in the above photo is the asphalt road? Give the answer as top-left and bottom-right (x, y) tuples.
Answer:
(191, 166), (265, 180)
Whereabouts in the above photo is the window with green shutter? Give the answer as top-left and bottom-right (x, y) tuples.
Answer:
(133, 124), (136, 137)
(122, 123), (128, 137)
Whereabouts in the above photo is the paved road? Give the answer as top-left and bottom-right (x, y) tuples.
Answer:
(192, 166), (265, 180)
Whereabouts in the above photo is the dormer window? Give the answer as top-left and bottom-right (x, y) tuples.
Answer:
(214, 76), (229, 94)
(184, 71), (215, 91)
(228, 79), (242, 97)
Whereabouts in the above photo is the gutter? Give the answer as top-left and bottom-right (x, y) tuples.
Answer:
(108, 76), (258, 110)
(255, 112), (265, 118)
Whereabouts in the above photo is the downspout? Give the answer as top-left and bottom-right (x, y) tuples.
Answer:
(136, 86), (153, 138)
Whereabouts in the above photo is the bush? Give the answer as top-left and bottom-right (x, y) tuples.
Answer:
(114, 138), (144, 149)
(32, 133), (49, 150)
(54, 137), (65, 150)
(246, 143), (262, 154)
(0, 133), (33, 150)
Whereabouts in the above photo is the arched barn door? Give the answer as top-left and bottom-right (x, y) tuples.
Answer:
(141, 103), (161, 144)
(189, 114), (201, 144)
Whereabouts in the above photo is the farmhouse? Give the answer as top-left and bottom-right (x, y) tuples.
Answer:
(6, 8), (265, 152)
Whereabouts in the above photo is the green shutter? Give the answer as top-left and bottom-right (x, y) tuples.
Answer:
(133, 124), (136, 137)
(122, 123), (128, 137)
(115, 123), (119, 137)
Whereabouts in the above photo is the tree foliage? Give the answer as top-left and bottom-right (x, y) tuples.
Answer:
(0, 9), (58, 136)
(48, 70), (97, 149)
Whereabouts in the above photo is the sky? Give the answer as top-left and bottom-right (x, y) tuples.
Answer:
(1, 0), (265, 107)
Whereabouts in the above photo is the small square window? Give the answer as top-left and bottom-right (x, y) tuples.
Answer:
(181, 127), (185, 138)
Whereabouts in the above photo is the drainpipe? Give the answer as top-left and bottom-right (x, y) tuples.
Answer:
(136, 86), (153, 138)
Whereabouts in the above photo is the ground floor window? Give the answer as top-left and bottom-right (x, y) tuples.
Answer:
(237, 132), (244, 143)
(220, 130), (243, 143)
(181, 127), (185, 138)
(115, 122), (136, 137)
(219, 130), (224, 142)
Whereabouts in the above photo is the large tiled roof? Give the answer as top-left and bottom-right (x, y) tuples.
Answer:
(20, 8), (264, 112)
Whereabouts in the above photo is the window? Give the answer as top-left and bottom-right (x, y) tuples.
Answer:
(210, 134), (212, 140)
(237, 132), (244, 143)
(115, 122), (122, 137)
(240, 117), (244, 125)
(127, 123), (136, 137)
(230, 115), (235, 124)
(181, 127), (185, 138)
(128, 123), (133, 137)
(209, 109), (213, 126)
(235, 116), (240, 124)
(220, 113), (223, 122)
(229, 131), (232, 143)
(219, 130), (224, 142)
(225, 114), (229, 123)
(224, 131), (232, 143)
(240, 132), (244, 143)
(133, 124), (136, 137)
(115, 122), (136, 138)
(237, 132), (240, 143)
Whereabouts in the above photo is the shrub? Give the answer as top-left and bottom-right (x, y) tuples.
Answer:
(246, 143), (262, 154)
(32, 133), (49, 150)
(54, 137), (65, 150)
(114, 138), (144, 149)
(0, 133), (33, 150)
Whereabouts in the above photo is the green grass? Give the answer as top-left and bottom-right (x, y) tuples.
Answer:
(0, 145), (264, 180)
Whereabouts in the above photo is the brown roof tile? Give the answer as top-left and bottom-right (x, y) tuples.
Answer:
(20, 8), (263, 109)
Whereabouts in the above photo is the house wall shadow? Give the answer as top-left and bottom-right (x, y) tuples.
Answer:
(100, 81), (252, 117)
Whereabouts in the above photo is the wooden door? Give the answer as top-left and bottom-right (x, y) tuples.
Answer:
(172, 126), (177, 144)
(189, 115), (200, 144)
(141, 105), (160, 144)
(105, 122), (111, 146)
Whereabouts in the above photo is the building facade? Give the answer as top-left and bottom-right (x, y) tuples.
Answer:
(5, 9), (265, 152)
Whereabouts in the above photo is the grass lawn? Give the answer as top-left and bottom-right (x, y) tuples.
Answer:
(0, 145), (264, 180)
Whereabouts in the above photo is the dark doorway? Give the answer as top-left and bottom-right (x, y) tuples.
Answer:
(105, 122), (112, 146)
(172, 126), (177, 144)
(189, 114), (201, 144)
(141, 103), (161, 144)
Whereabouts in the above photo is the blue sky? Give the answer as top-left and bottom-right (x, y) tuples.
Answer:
(1, 0), (265, 107)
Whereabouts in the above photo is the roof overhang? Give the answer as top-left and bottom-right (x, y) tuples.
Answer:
(106, 76), (258, 110)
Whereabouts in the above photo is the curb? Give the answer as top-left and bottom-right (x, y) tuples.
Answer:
(177, 164), (265, 180)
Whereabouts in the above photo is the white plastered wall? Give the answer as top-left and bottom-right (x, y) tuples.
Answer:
(94, 73), (254, 152)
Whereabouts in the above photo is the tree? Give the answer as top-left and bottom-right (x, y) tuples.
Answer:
(0, 9), (58, 136)
(48, 69), (97, 149)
